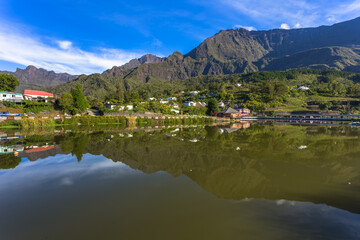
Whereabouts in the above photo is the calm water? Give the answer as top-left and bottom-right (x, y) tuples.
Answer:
(0, 123), (360, 240)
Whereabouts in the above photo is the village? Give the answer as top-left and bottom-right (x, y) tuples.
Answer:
(0, 88), (252, 120)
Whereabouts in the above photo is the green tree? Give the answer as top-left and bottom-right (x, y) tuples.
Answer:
(206, 98), (219, 116)
(59, 93), (74, 114)
(71, 84), (89, 113)
(0, 74), (20, 91)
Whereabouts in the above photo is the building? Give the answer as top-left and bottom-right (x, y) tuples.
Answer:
(0, 92), (23, 103)
(24, 90), (54, 102)
(125, 105), (134, 111)
(217, 107), (242, 118)
(160, 100), (169, 104)
(238, 107), (251, 115)
(195, 102), (207, 107)
(190, 91), (199, 96)
(104, 104), (133, 111)
(297, 86), (310, 91)
(104, 103), (123, 110)
(169, 103), (179, 109)
(166, 97), (177, 101)
(148, 97), (156, 101)
(218, 101), (225, 108)
(171, 108), (180, 114)
(184, 101), (196, 107)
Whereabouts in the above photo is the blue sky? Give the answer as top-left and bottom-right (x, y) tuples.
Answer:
(0, 0), (359, 74)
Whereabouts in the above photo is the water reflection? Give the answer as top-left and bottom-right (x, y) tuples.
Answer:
(1, 123), (360, 239)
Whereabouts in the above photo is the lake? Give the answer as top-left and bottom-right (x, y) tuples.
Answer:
(0, 123), (360, 240)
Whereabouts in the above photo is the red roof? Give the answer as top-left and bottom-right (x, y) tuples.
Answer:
(25, 146), (54, 153)
(24, 90), (54, 97)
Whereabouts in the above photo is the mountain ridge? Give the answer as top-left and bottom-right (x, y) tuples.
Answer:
(0, 65), (78, 92)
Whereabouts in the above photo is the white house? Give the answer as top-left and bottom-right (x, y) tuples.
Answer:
(0, 92), (23, 103)
(218, 101), (225, 108)
(166, 97), (177, 101)
(184, 101), (196, 107)
(160, 100), (169, 104)
(148, 97), (156, 101)
(297, 86), (310, 91)
(24, 90), (54, 102)
(169, 103), (179, 109)
(125, 105), (134, 111)
(190, 91), (199, 96)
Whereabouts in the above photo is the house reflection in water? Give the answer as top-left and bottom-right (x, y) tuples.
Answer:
(0, 145), (24, 156)
(230, 122), (250, 129)
(25, 146), (55, 154)
(219, 122), (251, 134)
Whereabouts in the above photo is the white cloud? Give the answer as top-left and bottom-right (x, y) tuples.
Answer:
(294, 23), (301, 28)
(57, 40), (73, 50)
(216, 0), (360, 29)
(0, 25), (143, 75)
(280, 23), (290, 30)
(234, 25), (257, 31)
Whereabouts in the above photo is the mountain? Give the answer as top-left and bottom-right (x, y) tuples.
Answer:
(49, 17), (360, 98)
(0, 65), (78, 92)
(120, 54), (165, 69)
(130, 17), (360, 82)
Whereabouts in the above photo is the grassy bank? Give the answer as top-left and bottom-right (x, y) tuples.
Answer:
(0, 116), (214, 129)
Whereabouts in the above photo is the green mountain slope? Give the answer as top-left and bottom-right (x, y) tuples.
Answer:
(50, 17), (360, 98)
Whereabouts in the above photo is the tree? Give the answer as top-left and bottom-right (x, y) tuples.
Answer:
(206, 98), (219, 116)
(71, 84), (89, 113)
(116, 83), (125, 101)
(59, 93), (74, 114)
(0, 74), (20, 91)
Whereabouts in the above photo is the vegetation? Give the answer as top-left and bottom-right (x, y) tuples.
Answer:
(0, 74), (20, 91)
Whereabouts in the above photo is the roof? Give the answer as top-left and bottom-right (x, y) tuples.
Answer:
(25, 146), (54, 153)
(24, 90), (54, 97)
(0, 92), (23, 95)
(220, 107), (239, 114)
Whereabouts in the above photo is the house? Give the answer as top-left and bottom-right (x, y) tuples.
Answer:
(166, 97), (177, 101)
(25, 145), (55, 153)
(24, 90), (54, 102)
(160, 100), (169, 104)
(217, 107), (242, 118)
(0, 92), (23, 103)
(238, 107), (251, 115)
(104, 103), (123, 110)
(297, 86), (310, 91)
(148, 97), (156, 101)
(195, 102), (207, 107)
(171, 108), (180, 114)
(125, 105), (134, 111)
(169, 103), (179, 109)
(184, 101), (196, 107)
(190, 91), (199, 96)
(237, 83), (242, 87)
(199, 95), (206, 99)
(218, 101), (225, 108)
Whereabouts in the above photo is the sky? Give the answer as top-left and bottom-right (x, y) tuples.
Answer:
(0, 0), (359, 75)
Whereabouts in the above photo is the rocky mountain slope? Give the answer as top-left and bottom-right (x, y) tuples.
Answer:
(50, 17), (360, 98)
(0, 65), (78, 92)
(120, 54), (165, 69)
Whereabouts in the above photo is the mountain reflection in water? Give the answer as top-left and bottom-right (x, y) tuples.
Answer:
(0, 123), (360, 239)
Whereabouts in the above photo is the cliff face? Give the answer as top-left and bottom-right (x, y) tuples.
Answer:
(129, 17), (360, 82)
(49, 17), (360, 98)
(120, 54), (165, 70)
(0, 65), (77, 92)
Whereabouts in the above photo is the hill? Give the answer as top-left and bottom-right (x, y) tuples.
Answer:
(49, 17), (360, 99)
(0, 65), (78, 92)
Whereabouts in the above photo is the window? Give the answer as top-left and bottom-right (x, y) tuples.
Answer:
(3, 94), (6, 97)
(12, 95), (15, 98)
